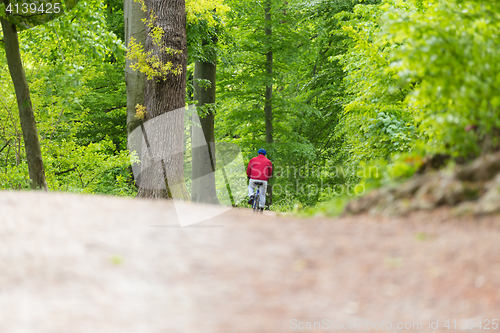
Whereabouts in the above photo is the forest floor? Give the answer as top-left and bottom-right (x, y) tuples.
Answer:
(1, 190), (499, 332)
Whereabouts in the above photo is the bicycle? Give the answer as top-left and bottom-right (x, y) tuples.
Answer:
(251, 181), (264, 213)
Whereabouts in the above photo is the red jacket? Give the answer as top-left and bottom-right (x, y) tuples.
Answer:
(247, 154), (273, 181)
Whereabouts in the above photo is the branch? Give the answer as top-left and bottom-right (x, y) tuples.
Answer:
(105, 105), (127, 113)
(92, 85), (111, 90)
(54, 167), (77, 176)
(0, 139), (11, 154)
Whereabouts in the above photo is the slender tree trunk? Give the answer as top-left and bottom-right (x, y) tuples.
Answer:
(137, 0), (188, 199)
(191, 59), (219, 203)
(264, 0), (273, 205)
(264, 0), (273, 144)
(1, 17), (48, 190)
(124, 0), (146, 136)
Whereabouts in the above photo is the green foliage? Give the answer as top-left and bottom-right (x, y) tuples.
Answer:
(186, 0), (230, 27)
(186, 0), (229, 65)
(0, 0), (134, 196)
(225, 0), (500, 213)
(103, 0), (125, 41)
(43, 139), (135, 195)
(331, 1), (417, 181)
(299, 196), (349, 218)
(127, 35), (183, 80)
(306, 0), (500, 213)
(215, 0), (393, 210)
(337, 0), (500, 164)
(0, 163), (30, 190)
(20, 0), (125, 63)
(366, 111), (417, 155)
(2, 0), (498, 213)
(125, 0), (183, 80)
(383, 0), (500, 157)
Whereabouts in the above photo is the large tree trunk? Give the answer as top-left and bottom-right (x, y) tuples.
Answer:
(124, 0), (146, 136)
(191, 60), (219, 204)
(1, 17), (48, 190)
(136, 0), (188, 199)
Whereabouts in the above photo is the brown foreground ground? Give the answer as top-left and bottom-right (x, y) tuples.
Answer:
(0, 191), (499, 333)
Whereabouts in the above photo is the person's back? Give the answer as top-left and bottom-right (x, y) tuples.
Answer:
(247, 149), (272, 211)
(247, 154), (272, 181)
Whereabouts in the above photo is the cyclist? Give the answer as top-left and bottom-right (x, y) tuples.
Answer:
(247, 148), (272, 211)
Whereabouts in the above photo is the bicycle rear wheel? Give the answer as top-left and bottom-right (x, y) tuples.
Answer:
(252, 188), (259, 212)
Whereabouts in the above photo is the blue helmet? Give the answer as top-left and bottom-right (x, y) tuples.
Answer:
(258, 148), (266, 155)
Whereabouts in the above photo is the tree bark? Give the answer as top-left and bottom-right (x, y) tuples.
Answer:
(191, 60), (218, 203)
(124, 0), (146, 136)
(136, 0), (188, 199)
(264, 0), (273, 144)
(1, 17), (48, 190)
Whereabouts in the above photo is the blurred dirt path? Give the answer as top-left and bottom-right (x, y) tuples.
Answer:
(0, 191), (499, 333)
